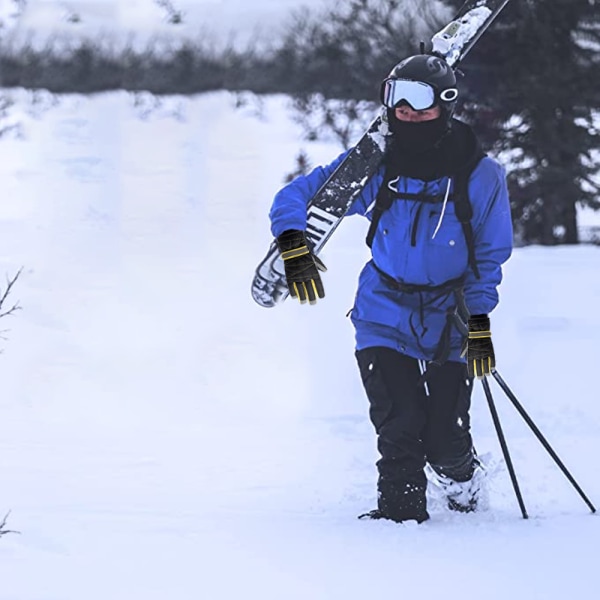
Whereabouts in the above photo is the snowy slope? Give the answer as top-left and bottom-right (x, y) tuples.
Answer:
(0, 90), (599, 599)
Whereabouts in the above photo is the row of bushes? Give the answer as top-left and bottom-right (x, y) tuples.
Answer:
(0, 41), (283, 95)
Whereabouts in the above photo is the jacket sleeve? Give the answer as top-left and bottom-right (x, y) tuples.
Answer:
(463, 159), (513, 316)
(269, 150), (350, 237)
(269, 148), (385, 236)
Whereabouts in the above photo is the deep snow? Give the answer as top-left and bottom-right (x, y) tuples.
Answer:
(0, 90), (598, 599)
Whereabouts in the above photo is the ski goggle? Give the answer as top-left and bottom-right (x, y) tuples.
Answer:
(380, 78), (458, 110)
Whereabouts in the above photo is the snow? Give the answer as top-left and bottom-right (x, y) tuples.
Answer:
(0, 89), (599, 599)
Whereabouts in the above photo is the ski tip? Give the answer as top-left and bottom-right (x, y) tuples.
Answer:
(251, 289), (278, 308)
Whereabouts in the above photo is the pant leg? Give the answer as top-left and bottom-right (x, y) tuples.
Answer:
(356, 346), (429, 522)
(422, 360), (476, 482)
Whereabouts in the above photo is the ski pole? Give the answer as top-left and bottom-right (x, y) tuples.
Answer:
(481, 376), (529, 519)
(491, 370), (596, 514)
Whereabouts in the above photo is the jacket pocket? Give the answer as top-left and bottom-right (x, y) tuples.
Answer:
(426, 209), (468, 283)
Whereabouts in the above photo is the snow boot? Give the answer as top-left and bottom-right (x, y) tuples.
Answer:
(358, 508), (429, 524)
(359, 479), (430, 523)
(425, 457), (487, 513)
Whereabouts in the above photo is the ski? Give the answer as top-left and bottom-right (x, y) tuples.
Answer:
(251, 0), (513, 308)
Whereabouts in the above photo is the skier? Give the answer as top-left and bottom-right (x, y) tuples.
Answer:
(269, 54), (513, 523)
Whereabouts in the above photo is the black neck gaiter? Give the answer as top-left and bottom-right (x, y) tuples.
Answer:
(384, 110), (463, 182)
(388, 115), (450, 154)
(384, 117), (485, 182)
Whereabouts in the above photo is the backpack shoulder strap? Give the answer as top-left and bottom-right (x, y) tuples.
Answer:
(365, 168), (395, 249)
(453, 154), (485, 280)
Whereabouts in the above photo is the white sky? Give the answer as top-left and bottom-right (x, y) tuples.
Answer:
(15, 0), (328, 42)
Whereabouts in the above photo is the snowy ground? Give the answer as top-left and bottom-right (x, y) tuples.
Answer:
(0, 90), (599, 599)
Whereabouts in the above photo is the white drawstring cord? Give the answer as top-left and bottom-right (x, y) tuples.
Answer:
(432, 178), (452, 240)
(418, 359), (430, 396)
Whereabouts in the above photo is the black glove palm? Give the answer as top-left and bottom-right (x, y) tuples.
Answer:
(276, 229), (326, 305)
(467, 314), (495, 378)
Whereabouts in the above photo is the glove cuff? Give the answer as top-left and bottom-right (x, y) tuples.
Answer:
(468, 314), (491, 337)
(276, 229), (307, 252)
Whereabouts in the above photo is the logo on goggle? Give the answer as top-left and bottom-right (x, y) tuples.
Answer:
(440, 88), (459, 102)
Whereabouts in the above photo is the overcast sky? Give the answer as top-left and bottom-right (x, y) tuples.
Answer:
(15, 1), (328, 43)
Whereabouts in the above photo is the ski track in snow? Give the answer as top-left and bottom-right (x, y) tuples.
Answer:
(0, 90), (599, 599)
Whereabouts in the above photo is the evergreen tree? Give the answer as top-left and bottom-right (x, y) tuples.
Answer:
(273, 0), (449, 100)
(445, 0), (600, 244)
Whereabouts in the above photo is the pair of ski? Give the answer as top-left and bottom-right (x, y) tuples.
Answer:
(251, 0), (512, 308)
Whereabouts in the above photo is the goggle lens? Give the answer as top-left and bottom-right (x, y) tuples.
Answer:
(382, 79), (458, 110)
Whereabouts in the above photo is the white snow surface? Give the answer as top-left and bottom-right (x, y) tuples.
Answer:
(0, 90), (599, 599)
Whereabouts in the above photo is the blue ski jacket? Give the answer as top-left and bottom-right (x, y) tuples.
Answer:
(269, 128), (513, 362)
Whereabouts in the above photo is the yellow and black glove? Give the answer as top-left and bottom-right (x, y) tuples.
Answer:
(276, 229), (326, 305)
(467, 314), (495, 378)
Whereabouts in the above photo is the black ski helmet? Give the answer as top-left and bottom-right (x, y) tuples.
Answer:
(381, 54), (458, 121)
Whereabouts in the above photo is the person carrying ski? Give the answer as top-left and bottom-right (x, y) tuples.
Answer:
(268, 54), (513, 523)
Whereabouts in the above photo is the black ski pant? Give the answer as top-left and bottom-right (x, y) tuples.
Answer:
(356, 346), (475, 521)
